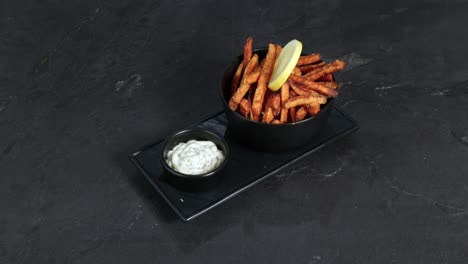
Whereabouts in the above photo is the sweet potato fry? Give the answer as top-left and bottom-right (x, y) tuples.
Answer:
(251, 113), (260, 121)
(263, 89), (273, 108)
(289, 107), (297, 123)
(243, 37), (253, 68)
(280, 82), (290, 123)
(289, 89), (298, 97)
(264, 90), (281, 117)
(289, 74), (338, 97)
(272, 119), (281, 124)
(297, 53), (321, 66)
(287, 85), (298, 122)
(298, 61), (325, 74)
(252, 43), (276, 117)
(262, 107), (274, 123)
(259, 57), (266, 68)
(303, 60), (345, 81)
(289, 80), (320, 96)
(271, 93), (281, 116)
(244, 55), (259, 76)
(248, 83), (257, 120)
(285, 94), (327, 109)
(288, 81), (308, 95)
(317, 74), (333, 81)
(316, 81), (339, 89)
(228, 54), (259, 110)
(248, 83), (256, 103)
(292, 67), (302, 76)
(306, 104), (321, 116)
(275, 44), (283, 59)
(246, 67), (261, 84)
(231, 62), (244, 96)
(239, 99), (251, 117)
(228, 83), (248, 110)
(295, 106), (308, 121)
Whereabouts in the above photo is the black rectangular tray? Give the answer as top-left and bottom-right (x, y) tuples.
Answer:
(129, 104), (358, 222)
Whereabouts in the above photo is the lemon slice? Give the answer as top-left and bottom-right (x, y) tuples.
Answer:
(268, 39), (303, 91)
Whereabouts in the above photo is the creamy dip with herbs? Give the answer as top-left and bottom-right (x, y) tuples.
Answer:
(165, 140), (224, 175)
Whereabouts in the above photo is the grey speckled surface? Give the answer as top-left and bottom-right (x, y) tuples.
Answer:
(1, 0), (468, 263)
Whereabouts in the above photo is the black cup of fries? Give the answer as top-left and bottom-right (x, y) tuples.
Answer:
(221, 48), (337, 152)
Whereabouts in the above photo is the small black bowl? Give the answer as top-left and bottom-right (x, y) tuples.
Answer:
(221, 49), (334, 152)
(160, 129), (230, 191)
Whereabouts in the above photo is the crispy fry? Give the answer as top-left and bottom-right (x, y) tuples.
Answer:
(265, 90), (281, 116)
(252, 43), (277, 117)
(249, 84), (257, 120)
(243, 37), (253, 68)
(259, 57), (266, 68)
(289, 80), (320, 96)
(295, 106), (308, 121)
(262, 107), (274, 123)
(303, 60), (345, 81)
(289, 89), (298, 97)
(272, 119), (281, 124)
(248, 83), (256, 104)
(306, 104), (321, 116)
(291, 80), (335, 96)
(292, 67), (302, 76)
(239, 99), (251, 117)
(228, 83), (249, 110)
(271, 93), (281, 116)
(231, 62), (244, 96)
(251, 113), (260, 121)
(282, 82), (291, 99)
(298, 61), (325, 74)
(285, 94), (327, 109)
(244, 55), (259, 75)
(280, 82), (290, 123)
(289, 74), (338, 97)
(275, 44), (283, 59)
(289, 107), (297, 123)
(246, 67), (261, 84)
(316, 81), (339, 89)
(228, 54), (259, 110)
(297, 53), (321, 66)
(318, 74), (333, 81)
(264, 89), (273, 109)
(249, 82), (260, 121)
(289, 81), (308, 95)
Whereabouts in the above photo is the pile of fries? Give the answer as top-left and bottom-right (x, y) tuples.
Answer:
(228, 37), (346, 124)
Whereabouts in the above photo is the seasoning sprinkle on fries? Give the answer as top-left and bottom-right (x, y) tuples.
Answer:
(229, 37), (346, 124)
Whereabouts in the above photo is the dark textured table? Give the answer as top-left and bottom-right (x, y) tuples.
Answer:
(2, 0), (468, 263)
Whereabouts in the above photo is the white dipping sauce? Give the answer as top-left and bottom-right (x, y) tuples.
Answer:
(166, 140), (225, 175)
